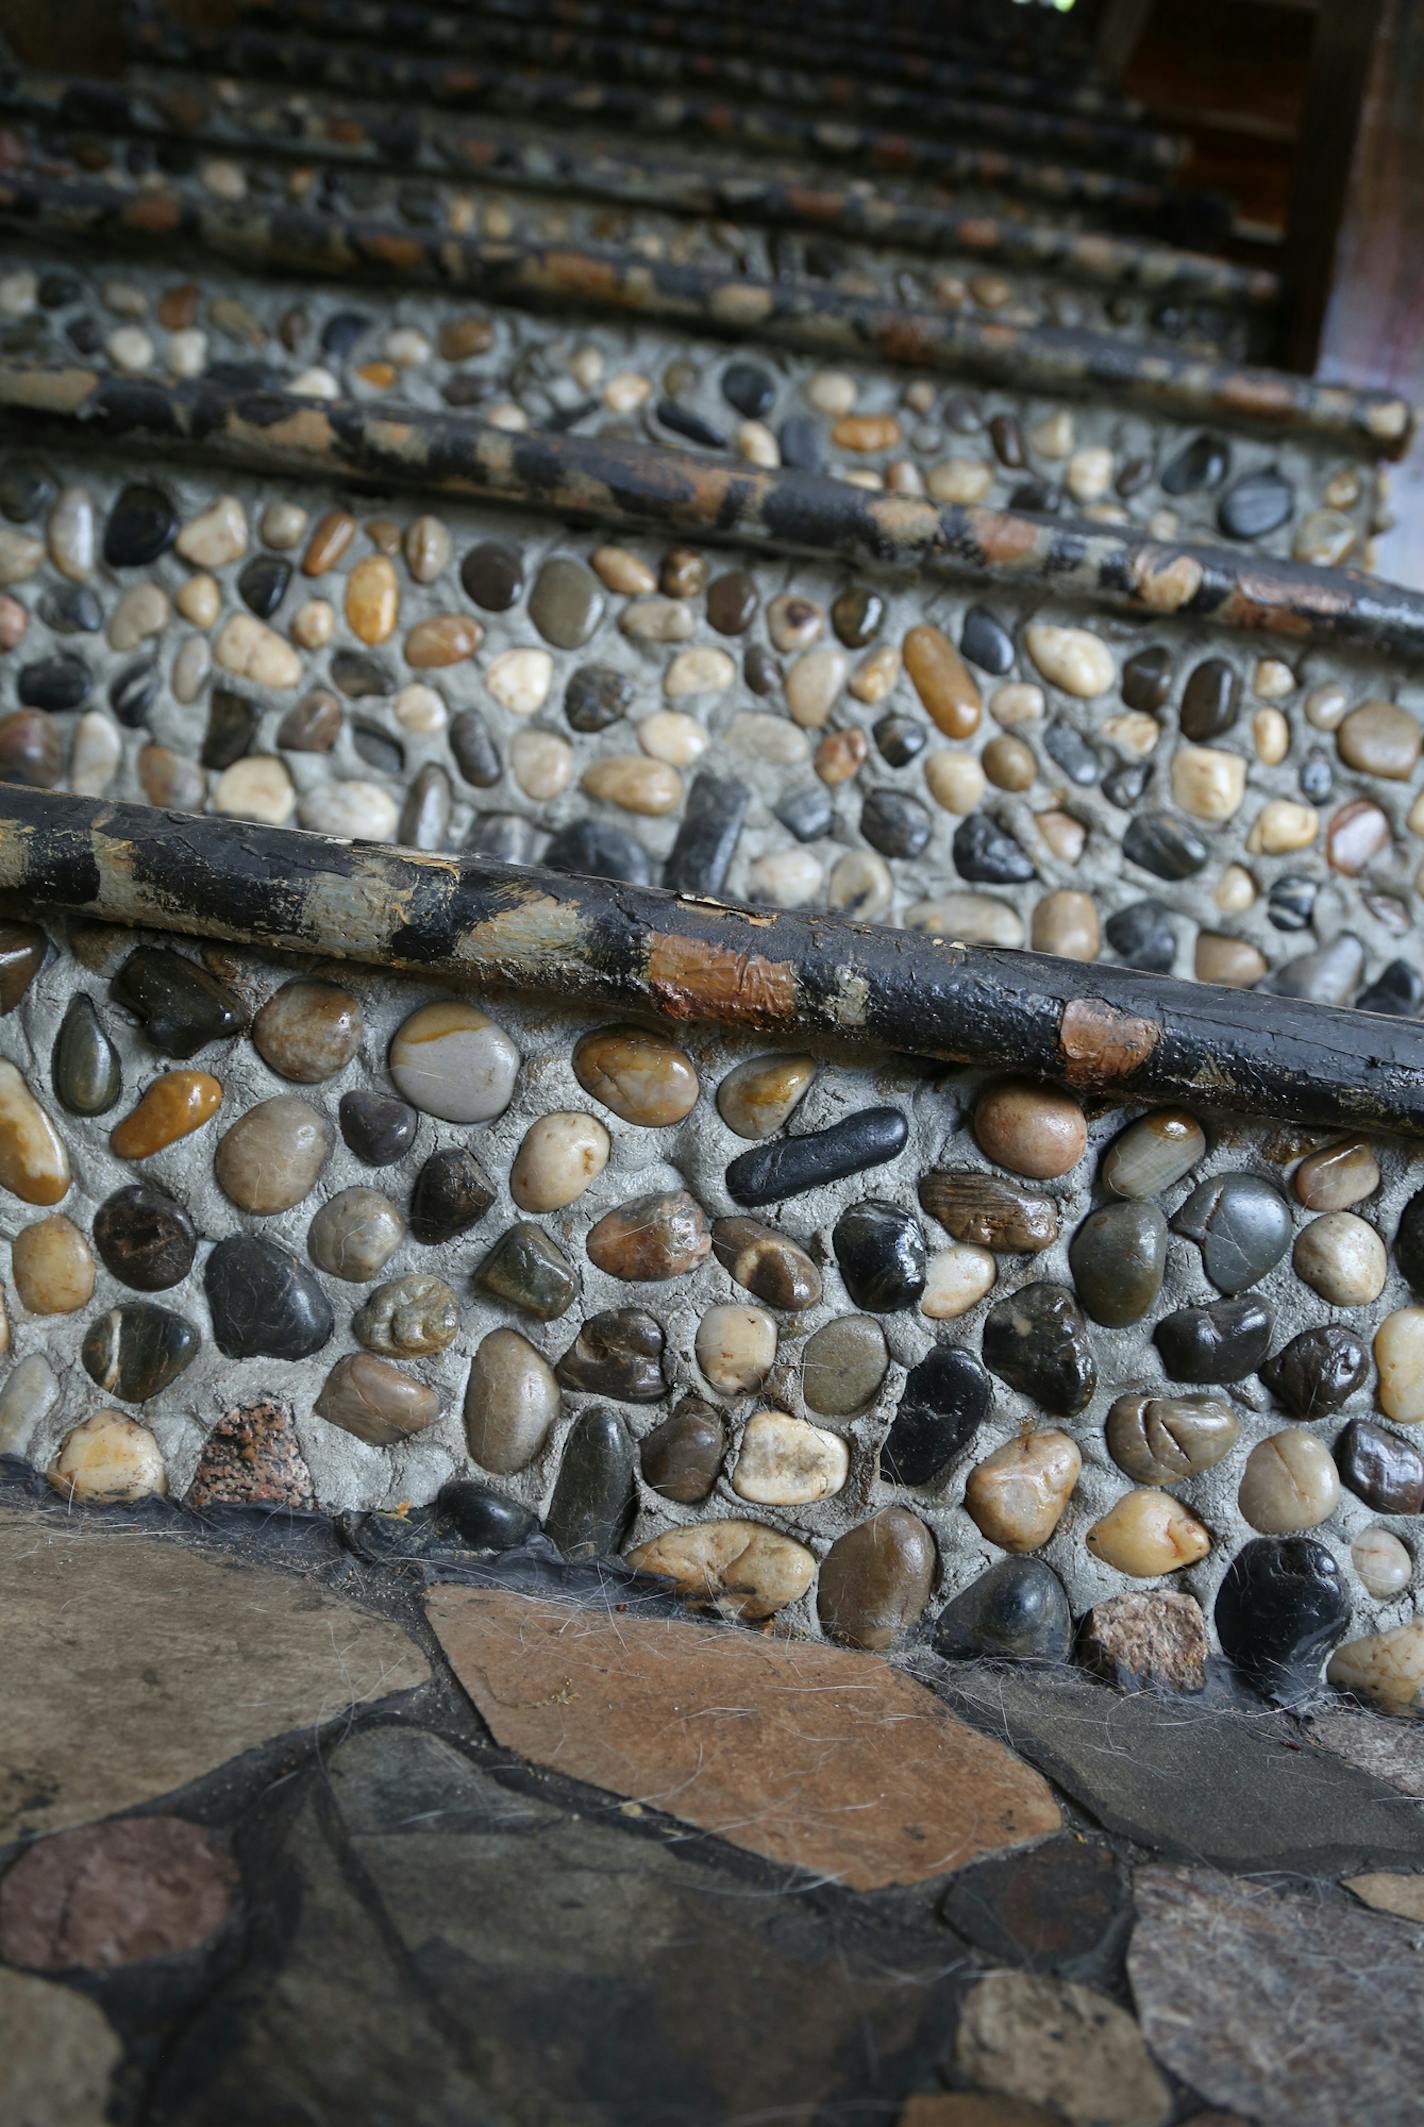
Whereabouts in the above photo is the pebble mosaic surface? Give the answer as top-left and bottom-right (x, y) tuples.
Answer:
(0, 914), (1421, 1713)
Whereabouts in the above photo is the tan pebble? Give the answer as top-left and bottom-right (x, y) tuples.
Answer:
(696, 1306), (777, 1394)
(814, 728), (867, 784)
(848, 644), (900, 704)
(393, 682), (446, 735)
(1305, 682), (1349, 731)
(0, 1061), (69, 1205)
(0, 529), (43, 585)
(1194, 934), (1267, 987)
(510, 729), (572, 800)
(901, 895), (1023, 946)
(982, 735), (1036, 792)
(1246, 799), (1319, 854)
(991, 683), (1044, 727)
(301, 509), (357, 576)
(921, 1243), (996, 1319)
(1215, 863), (1257, 913)
(805, 369), (856, 415)
(48, 485), (96, 580)
(1337, 699), (1422, 780)
(1293, 1212), (1387, 1305)
(1353, 1528), (1413, 1598)
(728, 715), (808, 766)
(171, 635), (211, 705)
(464, 1326), (559, 1474)
(926, 459), (994, 504)
(176, 494), (247, 568)
(974, 1080), (1086, 1179)
(510, 1111), (611, 1213)
(388, 1000), (518, 1123)
(1254, 658), (1295, 699)
(1329, 1622), (1424, 1714)
(1101, 712), (1160, 760)
(737, 419), (779, 466)
(1029, 813), (1083, 868)
(926, 749), (987, 812)
(253, 979), (362, 1084)
(1066, 446), (1114, 503)
(107, 582), (169, 652)
(1086, 1491), (1210, 1575)
(1028, 410), (1074, 458)
(290, 599), (333, 651)
(785, 645), (847, 727)
(903, 624), (981, 738)
(1294, 508), (1356, 565)
(214, 613), (301, 688)
(1171, 744), (1247, 822)
(404, 613), (481, 668)
(212, 756), (295, 825)
(344, 555), (400, 645)
(402, 515), (450, 583)
(48, 1411), (165, 1503)
(664, 646), (735, 699)
(12, 1214), (94, 1314)
(767, 594), (824, 653)
(307, 1188), (404, 1282)
(299, 782), (399, 840)
(833, 412), (901, 452)
(1252, 707), (1290, 764)
(1030, 877), (1099, 956)
(716, 1052), (815, 1140)
(1024, 623), (1114, 698)
(213, 1095), (331, 1215)
(827, 851), (891, 920)
(138, 743), (205, 811)
(69, 712), (121, 799)
(483, 646), (552, 714)
(591, 545), (655, 594)
(965, 1430), (1081, 1551)
(619, 596), (694, 644)
(747, 850), (822, 905)
(884, 459), (923, 496)
(732, 1410), (848, 1505)
(574, 1024), (698, 1125)
(626, 1520), (814, 1620)
(1239, 1429), (1341, 1532)
(1293, 1138), (1380, 1211)
(315, 1353), (437, 1447)
(637, 710), (705, 766)
(581, 755), (682, 815)
(603, 370), (652, 412)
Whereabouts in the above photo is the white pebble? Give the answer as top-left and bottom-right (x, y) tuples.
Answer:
(484, 647), (553, 715)
(299, 781), (400, 841)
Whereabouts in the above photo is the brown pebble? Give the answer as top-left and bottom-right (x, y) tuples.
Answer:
(817, 1508), (935, 1650)
(138, 742), (205, 810)
(300, 509), (356, 576)
(903, 624), (982, 739)
(0, 594), (27, 651)
(110, 1071), (223, 1159)
(573, 1024), (699, 1127)
(438, 314), (494, 360)
(213, 1095), (331, 1214)
(1337, 699), (1422, 781)
(0, 708), (63, 787)
(1326, 798), (1391, 874)
(973, 1081), (1087, 1180)
(965, 1431), (1081, 1551)
(586, 1189), (711, 1281)
(641, 1398), (726, 1503)
(314, 1352), (439, 1446)
(832, 413), (902, 453)
(1194, 934), (1267, 987)
(0, 921), (46, 1014)
(919, 1169), (1059, 1252)
(1030, 890), (1098, 962)
(705, 571), (758, 635)
(404, 613), (483, 667)
(659, 546), (707, 598)
(344, 555), (400, 645)
(13, 1213), (94, 1313)
(1293, 1137), (1381, 1211)
(252, 980), (362, 1084)
(983, 734), (1036, 791)
(276, 689), (342, 753)
(815, 728), (868, 784)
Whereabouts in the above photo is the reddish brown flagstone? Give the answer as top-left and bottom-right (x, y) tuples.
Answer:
(424, 1586), (1059, 1891)
(0, 1817), (235, 1971)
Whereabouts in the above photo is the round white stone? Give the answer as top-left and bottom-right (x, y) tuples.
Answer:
(388, 1000), (519, 1122)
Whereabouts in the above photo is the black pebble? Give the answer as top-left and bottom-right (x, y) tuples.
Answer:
(832, 1199), (927, 1312)
(435, 1480), (538, 1551)
(935, 1556), (1072, 1663)
(1160, 431), (1231, 495)
(319, 309), (371, 358)
(1122, 811), (1208, 880)
(1267, 875), (1316, 932)
(744, 644), (782, 695)
(1215, 1537), (1350, 1706)
(721, 360), (775, 419)
(1299, 747), (1334, 804)
(1218, 467), (1294, 541)
(953, 812), (1036, 884)
(882, 1345), (991, 1487)
(111, 945), (245, 1058)
(459, 541), (525, 612)
(542, 819), (655, 887)
(330, 650), (393, 698)
(92, 1182), (197, 1292)
(565, 663), (634, 733)
(338, 1089), (418, 1167)
(777, 415), (824, 471)
(109, 661), (159, 728)
(204, 1235), (335, 1362)
(19, 654), (90, 712)
(1261, 1325), (1370, 1419)
(1121, 645), (1173, 712)
(237, 554), (292, 619)
(1179, 657), (1239, 742)
(725, 1106), (908, 1207)
(102, 482), (176, 567)
(464, 814), (537, 864)
(1154, 1295), (1273, 1382)
(662, 771), (748, 897)
(202, 686), (260, 770)
(1357, 960), (1424, 1017)
(1105, 899), (1176, 972)
(0, 456), (54, 523)
(982, 1281), (1097, 1416)
(448, 706), (501, 787)
(352, 725), (405, 777)
(1102, 762), (1149, 811)
(1393, 1185), (1424, 1292)
(960, 606), (1015, 675)
(544, 1406), (636, 1561)
(38, 583), (102, 635)
(861, 788), (932, 859)
(656, 399), (725, 449)
(1042, 719), (1100, 786)
(774, 785), (833, 841)
(874, 713), (926, 767)
(409, 1146), (497, 1245)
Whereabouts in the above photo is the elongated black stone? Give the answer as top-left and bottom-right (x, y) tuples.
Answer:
(330, 650), (393, 698)
(656, 399), (725, 449)
(1215, 1537), (1350, 1706)
(111, 946), (244, 1058)
(544, 1406), (636, 1561)
(882, 1345), (991, 1488)
(202, 687), (261, 771)
(448, 707), (501, 786)
(543, 819), (654, 887)
(1042, 719), (1100, 786)
(661, 771), (748, 897)
(1394, 1185), (1424, 1293)
(109, 661), (159, 728)
(725, 1106), (908, 1206)
(204, 1235), (334, 1361)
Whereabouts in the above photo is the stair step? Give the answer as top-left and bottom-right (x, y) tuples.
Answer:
(0, 357), (1418, 1013)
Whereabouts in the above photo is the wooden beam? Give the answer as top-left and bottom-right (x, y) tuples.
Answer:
(1280, 0), (1387, 372)
(5, 790), (1424, 1141)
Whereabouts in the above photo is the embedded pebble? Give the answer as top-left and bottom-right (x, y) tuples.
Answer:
(48, 1412), (166, 1504)
(464, 1326), (559, 1474)
(695, 1304), (776, 1394)
(556, 1307), (666, 1400)
(1328, 1622), (1424, 1715)
(732, 1410), (848, 1505)
(80, 1304), (199, 1403)
(253, 980), (362, 1084)
(112, 946), (243, 1059)
(1373, 1309), (1424, 1423)
(982, 1282), (1097, 1414)
(936, 1556), (1072, 1662)
(1106, 1393), (1239, 1484)
(1336, 1417), (1424, 1512)
(1069, 1201), (1167, 1326)
(308, 1187), (405, 1282)
(1294, 1137), (1380, 1210)
(340, 1089), (418, 1168)
(1100, 1110), (1205, 1198)
(1354, 1527), (1412, 1598)
(1217, 1536), (1352, 1704)
(919, 1168), (1057, 1254)
(1239, 1428), (1342, 1532)
(973, 1081), (1086, 1180)
(817, 1508), (935, 1650)
(485, 648), (552, 712)
(881, 1343), (991, 1488)
(832, 1199), (927, 1312)
(965, 1430), (1082, 1551)
(587, 1189), (711, 1281)
(476, 1222), (577, 1320)
(529, 556), (604, 648)
(641, 1400), (725, 1503)
(0, 1059), (72, 1205)
(711, 1215), (822, 1310)
(724, 1106), (908, 1207)
(626, 1521), (815, 1621)
(214, 1095), (331, 1215)
(573, 1024), (698, 1125)
(510, 1110), (610, 1212)
(354, 1272), (459, 1357)
(389, 1001), (519, 1122)
(921, 1242), (997, 1319)
(92, 1183), (196, 1292)
(176, 495), (247, 568)
(1154, 1294), (1274, 1382)
(1086, 1492), (1211, 1577)
(902, 624), (981, 738)
(802, 1314), (888, 1416)
(0, 1354), (58, 1456)
(315, 1353), (438, 1447)
(716, 1052), (815, 1140)
(1172, 1171), (1292, 1295)
(51, 993), (121, 1120)
(1293, 1212), (1387, 1305)
(1337, 699), (1421, 780)
(13, 1214), (94, 1314)
(1024, 624), (1114, 698)
(545, 1406), (636, 1560)
(408, 1147), (496, 1244)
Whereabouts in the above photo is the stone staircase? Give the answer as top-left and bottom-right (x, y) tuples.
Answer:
(0, 0), (1421, 1726)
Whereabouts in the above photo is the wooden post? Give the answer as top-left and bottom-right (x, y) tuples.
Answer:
(1280, 0), (1387, 373)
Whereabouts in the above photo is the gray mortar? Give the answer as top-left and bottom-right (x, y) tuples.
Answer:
(0, 917), (1419, 1658)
